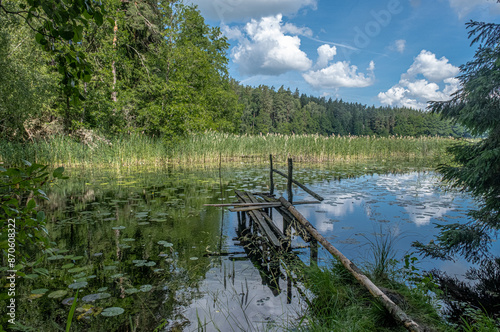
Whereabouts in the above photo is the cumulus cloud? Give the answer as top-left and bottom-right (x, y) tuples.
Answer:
(302, 44), (375, 89)
(448, 0), (500, 19)
(404, 50), (460, 82)
(229, 15), (312, 76)
(389, 39), (406, 53)
(378, 50), (460, 109)
(186, 0), (317, 22)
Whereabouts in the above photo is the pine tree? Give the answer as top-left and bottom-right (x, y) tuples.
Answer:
(414, 21), (500, 263)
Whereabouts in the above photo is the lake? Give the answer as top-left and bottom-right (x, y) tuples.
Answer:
(5, 161), (496, 331)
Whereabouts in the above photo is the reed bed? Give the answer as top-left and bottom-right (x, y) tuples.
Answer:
(0, 131), (456, 167)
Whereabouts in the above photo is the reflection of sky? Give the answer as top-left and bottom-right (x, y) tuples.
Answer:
(271, 171), (482, 274)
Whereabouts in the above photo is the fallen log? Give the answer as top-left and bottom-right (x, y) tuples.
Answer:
(279, 197), (423, 332)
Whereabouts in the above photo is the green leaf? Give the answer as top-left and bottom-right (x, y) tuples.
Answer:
(94, 11), (103, 26)
(37, 211), (46, 223)
(35, 32), (44, 43)
(27, 199), (36, 210)
(53, 167), (65, 178)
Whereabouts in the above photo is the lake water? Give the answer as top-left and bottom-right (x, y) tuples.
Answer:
(4, 161), (497, 331)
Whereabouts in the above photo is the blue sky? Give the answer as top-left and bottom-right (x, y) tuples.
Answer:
(187, 0), (500, 109)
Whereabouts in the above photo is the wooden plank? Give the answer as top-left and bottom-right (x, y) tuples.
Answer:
(204, 202), (279, 207)
(246, 192), (286, 242)
(234, 191), (281, 247)
(279, 197), (423, 332)
(229, 200), (321, 212)
(272, 169), (324, 201)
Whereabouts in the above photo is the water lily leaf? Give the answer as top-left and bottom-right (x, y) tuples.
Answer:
(68, 281), (88, 289)
(124, 288), (139, 294)
(82, 293), (111, 302)
(31, 288), (49, 295)
(144, 261), (156, 267)
(62, 264), (75, 270)
(112, 226), (126, 230)
(29, 293), (44, 300)
(97, 287), (108, 292)
(101, 307), (124, 317)
(68, 267), (87, 273)
(122, 238), (136, 242)
(118, 244), (131, 249)
(139, 285), (153, 292)
(72, 256), (84, 260)
(158, 241), (173, 247)
(48, 290), (68, 299)
(103, 265), (117, 271)
(48, 255), (65, 261)
(24, 274), (39, 279)
(137, 222), (150, 226)
(110, 273), (124, 279)
(62, 297), (78, 306)
(190, 257), (199, 261)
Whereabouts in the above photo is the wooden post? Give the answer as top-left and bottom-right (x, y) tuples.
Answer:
(278, 197), (424, 332)
(269, 154), (274, 195)
(287, 158), (293, 204)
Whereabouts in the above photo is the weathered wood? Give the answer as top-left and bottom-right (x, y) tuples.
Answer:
(204, 202), (279, 207)
(269, 154), (274, 195)
(235, 191), (281, 247)
(287, 158), (293, 204)
(272, 169), (324, 201)
(278, 197), (424, 332)
(246, 192), (286, 243)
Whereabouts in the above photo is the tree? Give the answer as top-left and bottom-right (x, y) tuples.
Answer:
(413, 21), (500, 263)
(0, 0), (108, 107)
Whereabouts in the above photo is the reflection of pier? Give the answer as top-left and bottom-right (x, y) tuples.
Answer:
(206, 155), (425, 332)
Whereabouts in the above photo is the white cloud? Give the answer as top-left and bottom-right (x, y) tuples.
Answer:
(390, 39), (406, 54)
(448, 0), (500, 19)
(378, 50), (460, 109)
(186, 0), (317, 22)
(404, 50), (460, 82)
(302, 45), (375, 89)
(315, 44), (337, 69)
(230, 15), (313, 76)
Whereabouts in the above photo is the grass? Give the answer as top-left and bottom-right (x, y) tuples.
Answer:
(295, 259), (453, 332)
(0, 131), (456, 167)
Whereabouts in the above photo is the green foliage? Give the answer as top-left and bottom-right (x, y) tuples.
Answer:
(0, 0), (107, 105)
(236, 85), (468, 137)
(418, 21), (500, 263)
(0, 161), (66, 265)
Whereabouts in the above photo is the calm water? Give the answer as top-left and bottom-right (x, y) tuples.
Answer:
(3, 161), (497, 331)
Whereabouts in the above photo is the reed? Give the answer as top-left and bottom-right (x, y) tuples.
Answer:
(0, 131), (456, 167)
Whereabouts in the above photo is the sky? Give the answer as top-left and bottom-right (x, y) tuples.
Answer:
(186, 0), (500, 109)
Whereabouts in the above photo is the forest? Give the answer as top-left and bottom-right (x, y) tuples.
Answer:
(0, 0), (466, 143)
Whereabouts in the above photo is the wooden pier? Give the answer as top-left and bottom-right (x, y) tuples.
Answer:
(205, 155), (424, 332)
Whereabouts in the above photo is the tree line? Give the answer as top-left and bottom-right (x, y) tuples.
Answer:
(236, 84), (468, 137)
(0, 0), (466, 142)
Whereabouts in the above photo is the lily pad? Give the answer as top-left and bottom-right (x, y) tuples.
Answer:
(101, 307), (125, 317)
(118, 244), (131, 249)
(68, 281), (88, 290)
(110, 273), (124, 279)
(124, 288), (139, 294)
(48, 290), (68, 299)
(48, 255), (65, 261)
(62, 263), (75, 269)
(72, 256), (84, 260)
(31, 288), (49, 295)
(190, 257), (199, 261)
(68, 267), (87, 273)
(144, 261), (156, 267)
(97, 287), (108, 292)
(82, 293), (111, 302)
(112, 226), (126, 230)
(139, 284), (153, 292)
(158, 241), (173, 248)
(62, 297), (78, 306)
(122, 238), (136, 242)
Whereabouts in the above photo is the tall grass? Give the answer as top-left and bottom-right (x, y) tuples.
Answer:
(0, 131), (456, 167)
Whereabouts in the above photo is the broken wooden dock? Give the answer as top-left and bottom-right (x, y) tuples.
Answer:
(204, 155), (425, 332)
